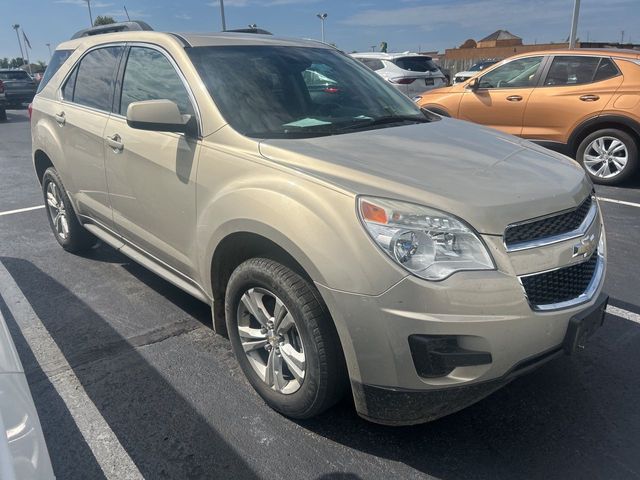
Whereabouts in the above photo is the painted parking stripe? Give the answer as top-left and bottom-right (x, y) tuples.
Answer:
(607, 305), (640, 325)
(0, 205), (45, 217)
(598, 197), (640, 209)
(0, 262), (143, 480)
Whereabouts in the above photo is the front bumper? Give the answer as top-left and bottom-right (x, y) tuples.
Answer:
(317, 227), (606, 424)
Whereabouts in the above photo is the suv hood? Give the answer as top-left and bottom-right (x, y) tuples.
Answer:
(258, 118), (591, 235)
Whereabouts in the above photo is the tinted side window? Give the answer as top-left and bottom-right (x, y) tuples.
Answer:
(37, 49), (73, 93)
(361, 59), (384, 71)
(479, 57), (543, 89)
(394, 56), (438, 72)
(62, 67), (78, 100)
(544, 56), (601, 86)
(73, 46), (123, 111)
(120, 47), (194, 116)
(594, 58), (620, 82)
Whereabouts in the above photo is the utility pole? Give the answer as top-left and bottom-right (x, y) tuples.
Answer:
(569, 0), (580, 49)
(219, 0), (226, 31)
(85, 0), (93, 26)
(12, 24), (25, 67)
(22, 28), (32, 74)
(316, 13), (327, 43)
(46, 43), (52, 58)
(621, 30), (625, 44)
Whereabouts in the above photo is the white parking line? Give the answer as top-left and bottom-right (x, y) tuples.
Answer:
(0, 205), (45, 217)
(0, 262), (143, 480)
(607, 305), (640, 325)
(598, 197), (640, 209)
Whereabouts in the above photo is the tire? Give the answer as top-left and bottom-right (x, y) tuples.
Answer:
(225, 258), (347, 419)
(0, 108), (6, 121)
(576, 128), (638, 185)
(42, 167), (97, 252)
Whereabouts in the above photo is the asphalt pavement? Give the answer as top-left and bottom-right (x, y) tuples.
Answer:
(1, 108), (639, 480)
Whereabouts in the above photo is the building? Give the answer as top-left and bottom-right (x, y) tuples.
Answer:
(441, 29), (640, 74)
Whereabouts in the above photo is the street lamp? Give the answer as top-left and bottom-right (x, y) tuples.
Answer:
(46, 43), (52, 58)
(316, 13), (327, 43)
(85, 0), (93, 26)
(219, 0), (227, 31)
(11, 24), (26, 67)
(568, 0), (580, 49)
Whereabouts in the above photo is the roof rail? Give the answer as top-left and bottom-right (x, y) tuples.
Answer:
(70, 21), (153, 39)
(225, 28), (273, 35)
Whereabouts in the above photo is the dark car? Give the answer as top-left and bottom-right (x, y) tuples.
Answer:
(0, 80), (6, 120)
(0, 69), (37, 107)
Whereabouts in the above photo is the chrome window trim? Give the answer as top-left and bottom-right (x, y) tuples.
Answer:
(504, 195), (597, 252)
(518, 248), (604, 312)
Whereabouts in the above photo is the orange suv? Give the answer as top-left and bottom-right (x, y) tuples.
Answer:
(415, 49), (640, 185)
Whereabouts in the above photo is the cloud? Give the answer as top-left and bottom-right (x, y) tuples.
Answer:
(102, 8), (149, 18)
(54, 0), (113, 7)
(206, 0), (319, 7)
(175, 13), (192, 20)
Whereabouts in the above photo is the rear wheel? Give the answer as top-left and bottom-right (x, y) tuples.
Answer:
(225, 258), (347, 419)
(42, 167), (97, 252)
(577, 129), (638, 185)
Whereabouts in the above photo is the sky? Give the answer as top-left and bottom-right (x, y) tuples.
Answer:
(2, 0), (639, 64)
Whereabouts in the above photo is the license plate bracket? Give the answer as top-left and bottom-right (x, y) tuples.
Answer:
(563, 293), (608, 354)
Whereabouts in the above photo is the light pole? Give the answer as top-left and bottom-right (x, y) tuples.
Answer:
(568, 0), (580, 49)
(46, 43), (52, 58)
(316, 13), (327, 43)
(12, 24), (26, 66)
(85, 0), (93, 26)
(219, 0), (227, 31)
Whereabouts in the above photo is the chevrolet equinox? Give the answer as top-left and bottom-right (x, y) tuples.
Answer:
(31, 25), (608, 425)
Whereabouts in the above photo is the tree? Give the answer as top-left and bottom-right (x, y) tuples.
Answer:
(9, 57), (25, 68)
(94, 15), (116, 26)
(0, 58), (9, 68)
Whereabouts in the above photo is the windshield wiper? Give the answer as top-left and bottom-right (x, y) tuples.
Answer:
(339, 114), (430, 131)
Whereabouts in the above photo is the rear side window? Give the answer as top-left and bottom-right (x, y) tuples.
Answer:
(62, 67), (78, 100)
(361, 59), (384, 71)
(543, 56), (618, 86)
(119, 47), (194, 116)
(393, 56), (438, 73)
(72, 46), (123, 111)
(0, 71), (31, 81)
(36, 49), (73, 93)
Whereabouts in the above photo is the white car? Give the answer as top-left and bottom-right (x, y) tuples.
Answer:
(351, 52), (447, 98)
(0, 310), (54, 479)
(452, 60), (498, 84)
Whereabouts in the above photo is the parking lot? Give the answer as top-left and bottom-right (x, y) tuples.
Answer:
(1, 107), (640, 479)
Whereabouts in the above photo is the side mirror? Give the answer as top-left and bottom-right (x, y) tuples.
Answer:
(467, 78), (479, 91)
(126, 99), (196, 136)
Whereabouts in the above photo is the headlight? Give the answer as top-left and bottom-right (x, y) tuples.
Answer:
(358, 196), (494, 281)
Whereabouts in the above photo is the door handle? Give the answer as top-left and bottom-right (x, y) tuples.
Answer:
(54, 112), (65, 126)
(106, 134), (124, 152)
(580, 94), (600, 102)
(506, 95), (523, 102)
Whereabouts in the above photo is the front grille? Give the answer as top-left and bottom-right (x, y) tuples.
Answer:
(521, 253), (598, 306)
(505, 196), (592, 247)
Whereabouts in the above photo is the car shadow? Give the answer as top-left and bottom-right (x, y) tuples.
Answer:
(0, 256), (257, 479)
(3, 110), (30, 123)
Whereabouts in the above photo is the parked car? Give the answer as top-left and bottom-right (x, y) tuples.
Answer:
(452, 60), (498, 84)
(0, 69), (37, 107)
(0, 80), (7, 120)
(0, 310), (55, 478)
(32, 26), (607, 425)
(416, 49), (640, 185)
(351, 52), (447, 98)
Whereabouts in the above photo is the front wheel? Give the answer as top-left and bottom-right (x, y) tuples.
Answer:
(577, 129), (638, 185)
(225, 258), (347, 419)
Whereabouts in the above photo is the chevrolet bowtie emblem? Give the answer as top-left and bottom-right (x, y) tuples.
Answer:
(573, 234), (596, 258)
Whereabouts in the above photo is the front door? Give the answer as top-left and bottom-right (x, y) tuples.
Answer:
(458, 56), (544, 136)
(104, 46), (201, 277)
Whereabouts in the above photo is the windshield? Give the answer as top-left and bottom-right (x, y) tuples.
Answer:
(469, 61), (495, 72)
(0, 71), (31, 81)
(188, 45), (427, 139)
(393, 56), (439, 73)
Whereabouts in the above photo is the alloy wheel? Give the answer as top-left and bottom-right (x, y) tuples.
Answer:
(583, 136), (629, 179)
(236, 287), (306, 394)
(46, 181), (69, 240)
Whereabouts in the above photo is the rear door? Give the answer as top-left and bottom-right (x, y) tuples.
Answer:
(458, 56), (544, 136)
(103, 45), (201, 276)
(57, 45), (124, 228)
(522, 55), (624, 142)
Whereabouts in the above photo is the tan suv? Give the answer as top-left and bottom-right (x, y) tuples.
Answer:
(415, 49), (640, 185)
(31, 24), (608, 425)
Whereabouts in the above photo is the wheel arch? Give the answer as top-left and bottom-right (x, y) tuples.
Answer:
(34, 149), (55, 185)
(569, 114), (640, 156)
